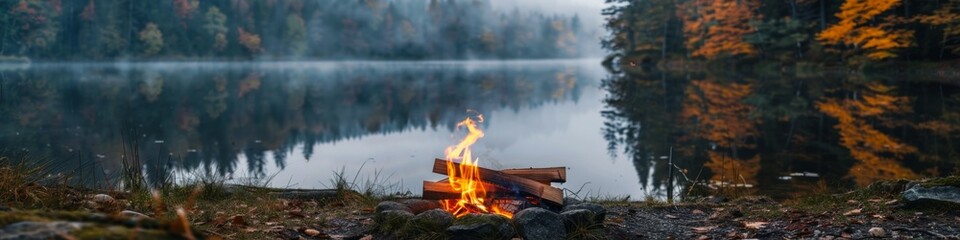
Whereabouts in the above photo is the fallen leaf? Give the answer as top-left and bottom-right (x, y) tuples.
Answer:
(692, 209), (705, 215)
(360, 235), (374, 240)
(868, 198), (884, 203)
(743, 221), (768, 229)
(692, 226), (717, 234)
(666, 214), (679, 219)
(884, 199), (899, 205)
(230, 215), (247, 226)
(843, 208), (862, 216)
(846, 200), (859, 205)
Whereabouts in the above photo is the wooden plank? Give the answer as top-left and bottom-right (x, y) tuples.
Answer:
(431, 159), (564, 206)
(501, 167), (567, 183)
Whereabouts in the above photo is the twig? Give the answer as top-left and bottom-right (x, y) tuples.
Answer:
(892, 227), (954, 239)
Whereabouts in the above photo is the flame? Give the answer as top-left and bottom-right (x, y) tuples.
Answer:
(441, 113), (513, 218)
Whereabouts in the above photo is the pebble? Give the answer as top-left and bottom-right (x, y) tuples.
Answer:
(91, 194), (115, 204)
(868, 227), (886, 237)
(304, 228), (321, 236)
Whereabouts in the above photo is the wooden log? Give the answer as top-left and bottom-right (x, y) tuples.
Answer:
(422, 181), (516, 200)
(431, 159), (564, 206)
(501, 167), (567, 184)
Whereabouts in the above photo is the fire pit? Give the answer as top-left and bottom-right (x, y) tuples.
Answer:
(421, 113), (565, 218)
(373, 112), (606, 239)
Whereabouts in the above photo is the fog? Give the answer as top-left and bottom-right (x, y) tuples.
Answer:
(1, 0), (607, 61)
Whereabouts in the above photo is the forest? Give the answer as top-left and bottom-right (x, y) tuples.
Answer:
(0, 0), (593, 61)
(603, 0), (960, 66)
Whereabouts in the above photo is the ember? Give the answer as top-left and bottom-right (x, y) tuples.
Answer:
(424, 112), (565, 218)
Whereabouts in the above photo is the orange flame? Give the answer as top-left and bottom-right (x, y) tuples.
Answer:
(441, 113), (512, 218)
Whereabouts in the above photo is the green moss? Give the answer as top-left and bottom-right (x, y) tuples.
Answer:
(72, 225), (183, 240)
(919, 176), (960, 188)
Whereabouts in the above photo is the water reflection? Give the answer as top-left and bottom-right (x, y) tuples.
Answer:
(602, 69), (960, 198)
(0, 62), (589, 188)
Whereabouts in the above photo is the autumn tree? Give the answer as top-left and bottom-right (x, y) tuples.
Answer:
(204, 7), (228, 52)
(172, 0), (198, 26)
(237, 27), (261, 54)
(138, 23), (163, 56)
(817, 0), (913, 60)
(603, 0), (678, 59)
(8, 0), (61, 55)
(679, 0), (761, 60)
(284, 13), (307, 55)
(916, 0), (960, 58)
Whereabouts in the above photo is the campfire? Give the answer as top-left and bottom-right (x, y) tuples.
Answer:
(422, 113), (565, 218)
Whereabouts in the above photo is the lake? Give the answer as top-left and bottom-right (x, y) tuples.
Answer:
(1, 60), (958, 200)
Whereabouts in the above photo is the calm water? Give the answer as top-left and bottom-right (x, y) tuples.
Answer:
(2, 60), (958, 200)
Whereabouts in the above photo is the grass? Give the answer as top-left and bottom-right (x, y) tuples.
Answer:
(0, 153), (79, 210)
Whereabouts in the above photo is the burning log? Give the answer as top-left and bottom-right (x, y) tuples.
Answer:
(429, 158), (564, 207)
(422, 181), (515, 200)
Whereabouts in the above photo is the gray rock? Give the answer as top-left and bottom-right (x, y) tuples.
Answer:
(448, 213), (514, 240)
(402, 199), (440, 214)
(564, 197), (583, 205)
(448, 223), (499, 240)
(0, 221), (85, 240)
(513, 207), (566, 240)
(375, 201), (412, 214)
(562, 203), (607, 223)
(410, 209), (454, 229)
(91, 194), (115, 204)
(902, 184), (960, 206)
(561, 209), (597, 230)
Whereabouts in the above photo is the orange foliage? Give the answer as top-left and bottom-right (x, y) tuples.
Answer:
(678, 0), (760, 59)
(680, 80), (759, 148)
(816, 82), (918, 186)
(237, 27), (261, 53)
(916, 0), (960, 54)
(817, 0), (913, 60)
(704, 152), (760, 185)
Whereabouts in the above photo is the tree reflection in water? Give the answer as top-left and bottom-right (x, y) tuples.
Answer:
(0, 63), (586, 188)
(602, 68), (960, 198)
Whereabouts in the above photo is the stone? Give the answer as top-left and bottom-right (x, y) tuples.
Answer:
(902, 183), (960, 207)
(410, 209), (454, 229)
(868, 227), (886, 237)
(0, 221), (85, 240)
(304, 228), (321, 237)
(562, 203), (607, 223)
(375, 201), (412, 214)
(447, 213), (514, 240)
(561, 209), (597, 230)
(402, 199), (440, 214)
(512, 207), (566, 240)
(119, 210), (151, 220)
(563, 197), (583, 206)
(447, 223), (499, 240)
(91, 194), (115, 204)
